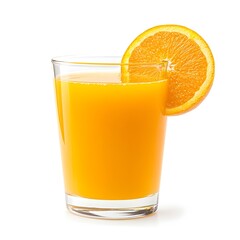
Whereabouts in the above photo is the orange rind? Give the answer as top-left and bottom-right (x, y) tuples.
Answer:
(121, 24), (215, 115)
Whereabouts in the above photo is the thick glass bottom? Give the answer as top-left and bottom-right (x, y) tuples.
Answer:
(66, 193), (158, 219)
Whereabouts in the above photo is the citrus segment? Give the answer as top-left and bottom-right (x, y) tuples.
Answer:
(121, 25), (215, 115)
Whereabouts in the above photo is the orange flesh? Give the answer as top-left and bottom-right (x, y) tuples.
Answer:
(128, 31), (208, 109)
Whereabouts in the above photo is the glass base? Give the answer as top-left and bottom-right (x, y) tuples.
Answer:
(66, 193), (158, 219)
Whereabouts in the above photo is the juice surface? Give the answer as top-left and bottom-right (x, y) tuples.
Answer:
(55, 72), (167, 200)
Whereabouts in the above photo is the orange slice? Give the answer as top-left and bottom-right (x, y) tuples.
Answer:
(121, 24), (215, 115)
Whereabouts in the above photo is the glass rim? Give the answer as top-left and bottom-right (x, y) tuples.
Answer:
(51, 55), (168, 67)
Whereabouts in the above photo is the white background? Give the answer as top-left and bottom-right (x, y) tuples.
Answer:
(0, 0), (239, 239)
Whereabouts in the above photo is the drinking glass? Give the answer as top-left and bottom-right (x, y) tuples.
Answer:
(52, 56), (168, 219)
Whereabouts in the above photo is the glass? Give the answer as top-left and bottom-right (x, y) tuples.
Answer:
(52, 56), (168, 219)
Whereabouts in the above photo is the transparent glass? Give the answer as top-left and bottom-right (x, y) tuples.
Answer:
(52, 56), (168, 219)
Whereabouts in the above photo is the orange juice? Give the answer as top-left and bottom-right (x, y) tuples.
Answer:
(55, 72), (167, 200)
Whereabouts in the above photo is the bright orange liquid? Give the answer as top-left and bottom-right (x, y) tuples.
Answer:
(55, 72), (167, 200)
